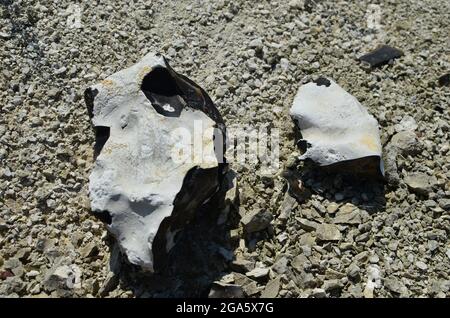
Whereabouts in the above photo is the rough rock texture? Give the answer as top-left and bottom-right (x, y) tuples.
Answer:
(290, 78), (383, 176)
(86, 52), (226, 271)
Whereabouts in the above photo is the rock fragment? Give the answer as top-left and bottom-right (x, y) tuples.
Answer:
(384, 278), (409, 296)
(261, 277), (280, 298)
(85, 53), (226, 271)
(404, 172), (434, 196)
(438, 73), (450, 87)
(246, 267), (269, 280)
(390, 131), (420, 155)
(315, 223), (342, 241)
(241, 210), (273, 234)
(209, 282), (244, 298)
(231, 259), (255, 273)
(438, 199), (450, 211)
(394, 115), (418, 133)
(359, 45), (403, 68)
(290, 78), (383, 176)
(43, 264), (81, 292)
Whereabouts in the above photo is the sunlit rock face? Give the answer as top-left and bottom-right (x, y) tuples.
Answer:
(84, 52), (226, 272)
(290, 77), (383, 176)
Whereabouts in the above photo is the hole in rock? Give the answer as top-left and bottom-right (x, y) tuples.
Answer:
(141, 67), (184, 117)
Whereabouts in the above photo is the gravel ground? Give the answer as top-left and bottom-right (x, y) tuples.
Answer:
(0, 0), (449, 298)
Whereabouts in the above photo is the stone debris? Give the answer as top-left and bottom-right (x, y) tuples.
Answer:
(290, 78), (383, 176)
(394, 115), (418, 133)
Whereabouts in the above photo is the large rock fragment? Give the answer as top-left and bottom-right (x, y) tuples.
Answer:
(290, 78), (383, 176)
(84, 52), (226, 271)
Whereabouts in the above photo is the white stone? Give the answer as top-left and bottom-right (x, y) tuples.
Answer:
(394, 115), (417, 132)
(290, 78), (383, 174)
(86, 52), (225, 271)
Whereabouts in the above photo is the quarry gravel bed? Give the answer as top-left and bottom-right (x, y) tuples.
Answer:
(0, 0), (449, 297)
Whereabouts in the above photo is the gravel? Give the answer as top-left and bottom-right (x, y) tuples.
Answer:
(0, 0), (449, 298)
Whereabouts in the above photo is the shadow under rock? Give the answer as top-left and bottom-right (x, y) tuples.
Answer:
(284, 159), (386, 214)
(104, 170), (241, 298)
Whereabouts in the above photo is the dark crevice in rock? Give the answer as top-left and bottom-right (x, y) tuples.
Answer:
(141, 67), (184, 117)
(163, 56), (225, 126)
(84, 87), (98, 119)
(313, 77), (331, 87)
(93, 126), (110, 159)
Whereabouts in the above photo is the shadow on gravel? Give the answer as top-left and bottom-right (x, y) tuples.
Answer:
(284, 160), (386, 214)
(102, 171), (241, 298)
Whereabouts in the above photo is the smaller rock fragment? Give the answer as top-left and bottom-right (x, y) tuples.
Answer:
(322, 279), (343, 292)
(390, 131), (420, 155)
(272, 257), (288, 274)
(80, 242), (99, 259)
(261, 277), (280, 298)
(384, 278), (409, 296)
(359, 45), (404, 68)
(438, 199), (450, 211)
(347, 263), (361, 280)
(315, 223), (342, 241)
(241, 210), (273, 234)
(290, 78), (383, 176)
(277, 192), (298, 224)
(383, 144), (401, 186)
(415, 260), (428, 271)
(333, 209), (362, 225)
(246, 267), (269, 280)
(438, 73), (450, 87)
(404, 172), (434, 196)
(291, 254), (310, 273)
(363, 265), (381, 298)
(394, 115), (418, 133)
